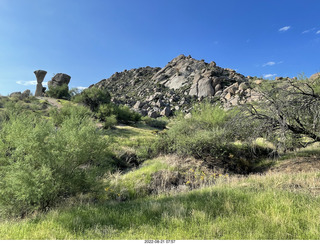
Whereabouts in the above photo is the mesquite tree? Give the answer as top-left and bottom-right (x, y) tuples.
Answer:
(232, 76), (320, 152)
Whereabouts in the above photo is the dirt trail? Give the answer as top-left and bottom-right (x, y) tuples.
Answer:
(35, 97), (63, 109)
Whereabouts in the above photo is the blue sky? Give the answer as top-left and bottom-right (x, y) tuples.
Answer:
(0, 0), (320, 95)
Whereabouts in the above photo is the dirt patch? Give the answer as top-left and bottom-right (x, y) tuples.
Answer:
(270, 156), (320, 173)
(35, 97), (63, 109)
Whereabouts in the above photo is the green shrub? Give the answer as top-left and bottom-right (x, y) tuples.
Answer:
(187, 102), (233, 130)
(151, 103), (272, 173)
(49, 104), (93, 126)
(72, 87), (111, 112)
(0, 98), (46, 119)
(96, 103), (116, 119)
(104, 115), (117, 129)
(97, 104), (141, 125)
(142, 117), (168, 129)
(47, 84), (70, 99)
(115, 105), (141, 124)
(0, 111), (111, 218)
(152, 104), (229, 155)
(155, 125), (227, 157)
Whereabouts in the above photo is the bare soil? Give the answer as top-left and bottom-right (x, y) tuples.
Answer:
(35, 97), (63, 109)
(270, 156), (320, 173)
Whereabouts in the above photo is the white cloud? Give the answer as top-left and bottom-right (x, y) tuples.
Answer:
(16, 80), (48, 86)
(279, 26), (291, 32)
(302, 28), (316, 34)
(76, 86), (87, 90)
(16, 80), (37, 86)
(262, 61), (283, 67)
(263, 61), (276, 67)
(316, 30), (320, 34)
(264, 74), (277, 79)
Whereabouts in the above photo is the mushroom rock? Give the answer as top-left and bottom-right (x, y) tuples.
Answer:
(34, 70), (47, 97)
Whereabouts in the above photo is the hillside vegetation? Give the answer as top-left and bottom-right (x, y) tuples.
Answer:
(0, 74), (320, 240)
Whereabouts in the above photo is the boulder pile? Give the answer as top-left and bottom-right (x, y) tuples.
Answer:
(94, 54), (253, 117)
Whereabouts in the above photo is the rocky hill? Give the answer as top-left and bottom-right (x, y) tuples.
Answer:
(93, 54), (253, 117)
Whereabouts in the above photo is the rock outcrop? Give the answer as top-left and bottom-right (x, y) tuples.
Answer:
(152, 54), (247, 98)
(310, 72), (320, 81)
(9, 92), (22, 98)
(9, 89), (31, 99)
(48, 73), (71, 88)
(21, 89), (31, 99)
(94, 54), (251, 117)
(34, 70), (47, 97)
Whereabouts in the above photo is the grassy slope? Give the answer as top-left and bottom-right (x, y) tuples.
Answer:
(0, 171), (319, 240)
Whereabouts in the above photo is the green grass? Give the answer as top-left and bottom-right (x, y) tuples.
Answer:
(1, 171), (319, 240)
(279, 142), (320, 160)
(104, 123), (159, 160)
(105, 158), (177, 200)
(116, 158), (175, 185)
(105, 123), (157, 143)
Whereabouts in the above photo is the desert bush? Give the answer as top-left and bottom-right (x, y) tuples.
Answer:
(115, 105), (141, 124)
(151, 103), (272, 173)
(103, 115), (117, 129)
(96, 103), (116, 119)
(0, 110), (111, 218)
(97, 103), (141, 125)
(49, 104), (93, 126)
(72, 87), (111, 112)
(47, 84), (70, 99)
(189, 102), (232, 129)
(153, 103), (231, 154)
(142, 117), (168, 129)
(1, 97), (46, 117)
(234, 76), (320, 152)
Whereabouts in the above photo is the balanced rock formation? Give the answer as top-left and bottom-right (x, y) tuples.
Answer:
(48, 73), (71, 88)
(94, 54), (249, 117)
(34, 70), (47, 96)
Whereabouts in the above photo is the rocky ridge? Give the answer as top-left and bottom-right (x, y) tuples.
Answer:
(94, 54), (253, 118)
